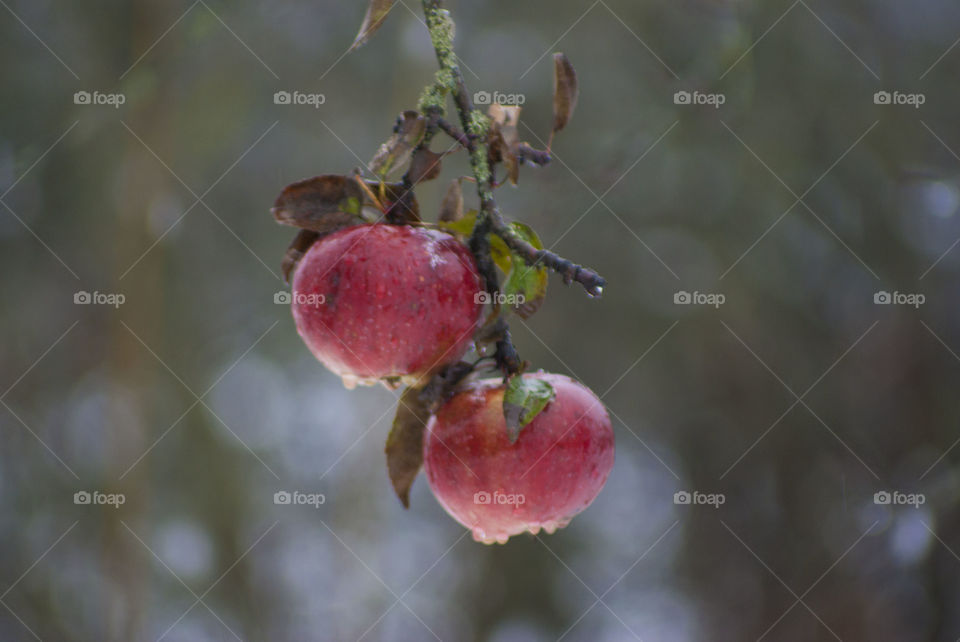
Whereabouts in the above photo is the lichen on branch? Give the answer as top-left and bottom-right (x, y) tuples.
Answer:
(419, 0), (605, 300)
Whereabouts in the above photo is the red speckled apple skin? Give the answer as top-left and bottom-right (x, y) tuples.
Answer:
(424, 372), (615, 544)
(291, 224), (484, 381)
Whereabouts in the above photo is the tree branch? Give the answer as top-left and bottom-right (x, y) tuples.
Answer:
(495, 220), (606, 296)
(435, 117), (471, 148)
(420, 0), (605, 376)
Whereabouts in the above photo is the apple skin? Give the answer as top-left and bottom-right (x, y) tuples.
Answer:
(291, 224), (484, 386)
(423, 372), (614, 544)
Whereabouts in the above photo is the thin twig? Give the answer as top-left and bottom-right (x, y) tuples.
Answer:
(435, 117), (471, 148)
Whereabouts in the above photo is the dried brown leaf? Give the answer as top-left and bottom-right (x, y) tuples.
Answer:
(385, 387), (432, 507)
(350, 0), (396, 51)
(487, 104), (522, 185)
(407, 148), (444, 185)
(438, 179), (463, 223)
(552, 53), (578, 134)
(369, 111), (426, 178)
(281, 229), (321, 283)
(272, 175), (364, 232)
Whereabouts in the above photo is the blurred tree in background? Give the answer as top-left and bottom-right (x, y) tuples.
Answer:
(2, 0), (960, 640)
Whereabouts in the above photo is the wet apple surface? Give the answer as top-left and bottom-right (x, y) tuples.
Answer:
(423, 372), (614, 544)
(291, 224), (484, 386)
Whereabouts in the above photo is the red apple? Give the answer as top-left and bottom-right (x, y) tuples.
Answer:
(423, 372), (614, 544)
(291, 224), (484, 387)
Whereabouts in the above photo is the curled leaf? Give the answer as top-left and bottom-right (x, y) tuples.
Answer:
(350, 0), (396, 51)
(503, 223), (548, 318)
(408, 148), (444, 185)
(503, 375), (556, 443)
(281, 229), (321, 283)
(487, 103), (522, 185)
(552, 53), (578, 134)
(369, 111), (426, 179)
(385, 387), (432, 507)
(272, 175), (364, 232)
(438, 179), (463, 223)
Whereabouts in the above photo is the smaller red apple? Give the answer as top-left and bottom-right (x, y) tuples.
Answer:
(423, 372), (614, 544)
(291, 224), (484, 387)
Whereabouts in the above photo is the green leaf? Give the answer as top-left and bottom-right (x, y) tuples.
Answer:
(342, 196), (361, 216)
(438, 215), (514, 277)
(503, 376), (556, 443)
(437, 210), (477, 238)
(489, 234), (512, 274)
(350, 0), (396, 51)
(503, 222), (548, 318)
(385, 387), (432, 508)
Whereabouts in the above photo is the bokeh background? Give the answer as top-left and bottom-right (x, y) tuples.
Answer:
(3, 0), (960, 640)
